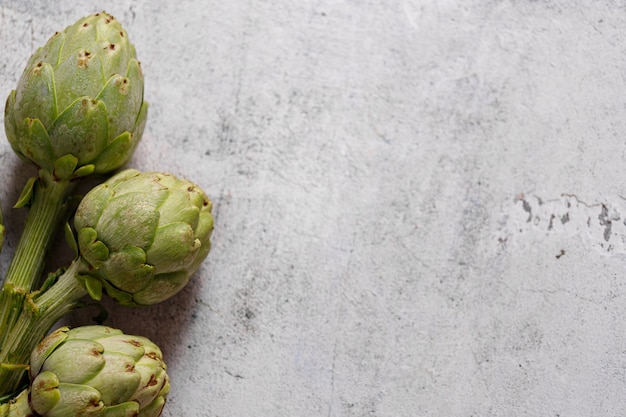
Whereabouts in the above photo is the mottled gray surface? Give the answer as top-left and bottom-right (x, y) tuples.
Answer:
(1, 1), (626, 416)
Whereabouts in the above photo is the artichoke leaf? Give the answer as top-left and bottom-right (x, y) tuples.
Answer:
(98, 40), (129, 80)
(96, 62), (142, 137)
(92, 15), (127, 48)
(14, 61), (57, 128)
(13, 177), (37, 208)
(47, 96), (109, 166)
(20, 28), (64, 74)
(184, 184), (212, 210)
(145, 222), (199, 274)
(92, 131), (133, 174)
(98, 335), (145, 362)
(39, 29), (66, 68)
(129, 100), (148, 155)
(73, 163), (95, 179)
(64, 222), (79, 258)
(106, 168), (140, 187)
(53, 50), (103, 111)
(67, 325), (122, 341)
(40, 381), (103, 417)
(95, 194), (161, 251)
(100, 280), (134, 306)
(29, 371), (62, 415)
(157, 193), (201, 229)
(78, 227), (110, 268)
(102, 401), (140, 417)
(14, 117), (56, 170)
(58, 16), (99, 63)
(133, 361), (167, 408)
(53, 154), (78, 180)
(189, 239), (212, 277)
(137, 393), (167, 417)
(88, 351), (141, 405)
(82, 275), (104, 301)
(99, 246), (154, 294)
(195, 206), (215, 243)
(4, 90), (18, 147)
(74, 184), (113, 230)
(42, 340), (105, 384)
(133, 270), (190, 306)
(29, 328), (69, 377)
(110, 171), (165, 196)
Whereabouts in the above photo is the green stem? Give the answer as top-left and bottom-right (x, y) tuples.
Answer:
(0, 259), (88, 395)
(0, 173), (75, 344)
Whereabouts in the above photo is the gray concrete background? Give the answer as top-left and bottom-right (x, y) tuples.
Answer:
(1, 1), (625, 416)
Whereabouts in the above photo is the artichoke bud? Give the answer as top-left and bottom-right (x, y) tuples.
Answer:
(29, 326), (169, 417)
(74, 169), (214, 306)
(4, 11), (147, 179)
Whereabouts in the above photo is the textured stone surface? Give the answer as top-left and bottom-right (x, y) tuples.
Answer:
(1, 1), (626, 415)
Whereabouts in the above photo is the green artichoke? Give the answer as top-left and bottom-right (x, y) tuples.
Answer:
(0, 325), (169, 417)
(0, 169), (213, 392)
(74, 169), (214, 306)
(4, 11), (147, 179)
(30, 326), (169, 417)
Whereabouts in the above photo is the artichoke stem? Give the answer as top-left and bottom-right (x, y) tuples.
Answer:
(0, 259), (87, 395)
(0, 174), (75, 342)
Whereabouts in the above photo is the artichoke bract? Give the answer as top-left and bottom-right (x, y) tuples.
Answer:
(0, 326), (169, 417)
(0, 389), (31, 417)
(74, 169), (214, 306)
(4, 11), (147, 177)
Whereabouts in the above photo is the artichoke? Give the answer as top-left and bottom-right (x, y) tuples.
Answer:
(0, 326), (169, 417)
(74, 169), (214, 306)
(4, 11), (147, 178)
(0, 169), (213, 392)
(31, 326), (169, 417)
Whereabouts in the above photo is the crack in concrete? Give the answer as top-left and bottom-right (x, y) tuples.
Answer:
(505, 193), (626, 253)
